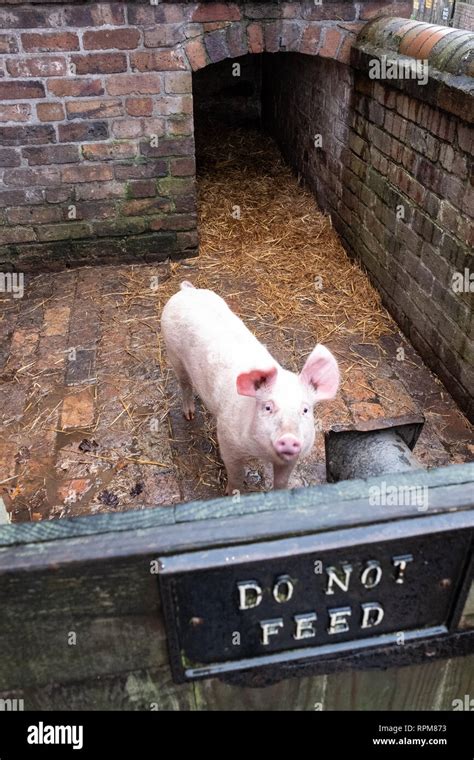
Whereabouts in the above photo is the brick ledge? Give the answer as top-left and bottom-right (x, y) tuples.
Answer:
(353, 17), (474, 123)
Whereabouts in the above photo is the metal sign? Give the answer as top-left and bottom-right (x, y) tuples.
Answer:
(160, 520), (471, 682)
(158, 524), (472, 683)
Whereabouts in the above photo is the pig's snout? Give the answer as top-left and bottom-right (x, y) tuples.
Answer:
(274, 434), (301, 460)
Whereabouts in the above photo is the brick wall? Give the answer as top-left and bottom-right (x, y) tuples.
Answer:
(0, 0), (412, 270)
(0, 3), (471, 417)
(453, 1), (474, 31)
(0, 3), (197, 269)
(263, 51), (473, 420)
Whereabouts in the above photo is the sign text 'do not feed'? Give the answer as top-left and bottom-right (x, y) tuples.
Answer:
(158, 528), (472, 682)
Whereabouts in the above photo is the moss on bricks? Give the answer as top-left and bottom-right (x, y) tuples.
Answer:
(156, 177), (194, 196)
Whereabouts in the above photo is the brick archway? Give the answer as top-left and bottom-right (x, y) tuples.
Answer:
(181, 18), (363, 72)
(0, 0), (413, 271)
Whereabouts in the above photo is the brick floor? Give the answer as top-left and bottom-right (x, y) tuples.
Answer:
(0, 258), (472, 524)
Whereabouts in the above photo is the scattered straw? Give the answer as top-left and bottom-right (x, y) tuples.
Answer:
(2, 127), (402, 510)
(155, 127), (393, 357)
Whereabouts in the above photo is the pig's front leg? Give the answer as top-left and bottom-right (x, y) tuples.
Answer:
(223, 456), (246, 496)
(273, 461), (296, 490)
(218, 432), (245, 496)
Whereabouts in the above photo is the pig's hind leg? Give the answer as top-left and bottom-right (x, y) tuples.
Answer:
(169, 352), (195, 420)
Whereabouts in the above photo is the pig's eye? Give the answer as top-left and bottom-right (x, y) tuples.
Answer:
(303, 406), (309, 414)
(264, 402), (273, 413)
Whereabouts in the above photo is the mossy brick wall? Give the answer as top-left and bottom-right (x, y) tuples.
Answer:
(263, 21), (473, 420)
(0, 0), (413, 270)
(345, 77), (472, 421)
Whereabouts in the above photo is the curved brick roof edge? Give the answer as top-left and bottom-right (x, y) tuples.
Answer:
(357, 16), (474, 78)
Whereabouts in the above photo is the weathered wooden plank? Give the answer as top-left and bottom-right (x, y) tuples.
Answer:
(0, 462), (472, 547)
(2, 656), (473, 711)
(0, 666), (196, 711)
(0, 554), (170, 691)
(174, 462), (474, 523)
(323, 655), (474, 710)
(0, 616), (168, 691)
(194, 672), (329, 711)
(0, 648), (471, 712)
(0, 487), (472, 574)
(191, 655), (474, 711)
(0, 504), (175, 547)
(159, 511), (473, 572)
(0, 556), (160, 620)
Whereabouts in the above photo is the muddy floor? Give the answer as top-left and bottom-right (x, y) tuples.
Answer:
(1, 129), (472, 523)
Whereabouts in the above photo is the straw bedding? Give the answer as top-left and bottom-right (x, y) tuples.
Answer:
(157, 127), (393, 362)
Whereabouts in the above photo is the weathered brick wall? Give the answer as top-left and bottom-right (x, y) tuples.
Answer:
(1, 2), (471, 417)
(0, 3), (197, 269)
(453, 1), (474, 31)
(0, 0), (412, 270)
(262, 54), (351, 217)
(263, 46), (473, 420)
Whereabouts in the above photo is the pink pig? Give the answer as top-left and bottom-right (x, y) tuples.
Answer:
(161, 282), (340, 493)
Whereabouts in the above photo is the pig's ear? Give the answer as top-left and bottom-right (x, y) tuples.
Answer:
(300, 344), (339, 402)
(236, 367), (278, 397)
